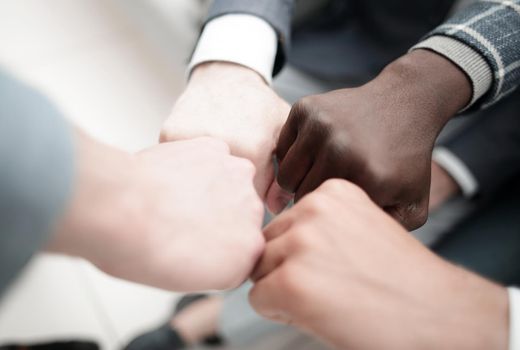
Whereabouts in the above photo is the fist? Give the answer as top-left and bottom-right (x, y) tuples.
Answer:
(251, 179), (508, 350)
(268, 50), (473, 230)
(161, 62), (290, 199)
(55, 136), (265, 292)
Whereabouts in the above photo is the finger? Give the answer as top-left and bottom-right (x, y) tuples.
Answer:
(250, 235), (289, 282)
(255, 154), (276, 200)
(404, 194), (430, 230)
(189, 137), (231, 154)
(263, 210), (295, 241)
(294, 152), (328, 202)
(276, 103), (304, 161)
(385, 196), (429, 231)
(277, 136), (316, 193)
(266, 180), (294, 214)
(249, 271), (293, 324)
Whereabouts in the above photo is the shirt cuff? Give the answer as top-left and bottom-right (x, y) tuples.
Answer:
(433, 147), (479, 198)
(188, 14), (278, 84)
(411, 36), (493, 111)
(509, 288), (520, 350)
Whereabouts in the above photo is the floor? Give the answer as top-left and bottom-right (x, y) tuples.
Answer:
(0, 1), (205, 349)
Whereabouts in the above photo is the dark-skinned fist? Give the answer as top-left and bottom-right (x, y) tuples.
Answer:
(266, 50), (472, 230)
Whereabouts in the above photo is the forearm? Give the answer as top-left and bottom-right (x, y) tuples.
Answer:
(48, 130), (133, 264)
(0, 71), (75, 294)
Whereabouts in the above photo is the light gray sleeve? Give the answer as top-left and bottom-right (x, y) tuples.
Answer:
(0, 70), (75, 295)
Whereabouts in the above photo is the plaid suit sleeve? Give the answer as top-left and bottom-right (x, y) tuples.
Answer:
(413, 0), (520, 110)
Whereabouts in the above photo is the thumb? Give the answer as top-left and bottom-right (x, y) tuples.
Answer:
(266, 180), (294, 214)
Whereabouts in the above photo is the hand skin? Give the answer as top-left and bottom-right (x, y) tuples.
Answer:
(160, 62), (291, 201)
(48, 131), (265, 292)
(429, 160), (461, 211)
(268, 49), (472, 230)
(251, 180), (509, 350)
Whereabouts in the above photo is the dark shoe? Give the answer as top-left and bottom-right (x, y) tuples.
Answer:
(123, 294), (223, 350)
(124, 324), (186, 350)
(0, 341), (99, 350)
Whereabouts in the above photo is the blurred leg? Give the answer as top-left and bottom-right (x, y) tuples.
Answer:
(434, 180), (520, 285)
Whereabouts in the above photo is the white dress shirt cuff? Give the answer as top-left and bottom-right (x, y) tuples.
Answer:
(188, 14), (278, 84)
(433, 147), (479, 198)
(509, 288), (520, 350)
(411, 36), (492, 111)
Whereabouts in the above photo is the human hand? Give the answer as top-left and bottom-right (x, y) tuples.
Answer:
(268, 50), (472, 229)
(429, 160), (461, 211)
(161, 62), (291, 199)
(49, 133), (264, 292)
(251, 180), (508, 350)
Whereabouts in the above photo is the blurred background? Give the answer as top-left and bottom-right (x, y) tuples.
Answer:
(0, 1), (210, 349)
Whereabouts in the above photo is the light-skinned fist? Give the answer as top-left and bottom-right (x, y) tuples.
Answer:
(251, 179), (508, 350)
(160, 62), (291, 202)
(50, 134), (265, 292)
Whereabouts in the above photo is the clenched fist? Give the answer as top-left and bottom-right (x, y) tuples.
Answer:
(161, 62), (291, 199)
(251, 179), (508, 350)
(268, 50), (472, 230)
(51, 134), (265, 292)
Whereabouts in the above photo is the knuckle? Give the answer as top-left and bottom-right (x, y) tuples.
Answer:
(326, 131), (350, 156)
(366, 161), (399, 189)
(312, 111), (335, 133)
(320, 178), (345, 193)
(248, 285), (264, 313)
(391, 201), (429, 230)
(291, 96), (320, 123)
(249, 195), (265, 216)
(288, 227), (317, 253)
(275, 263), (308, 303)
(407, 204), (429, 230)
(319, 179), (350, 196)
(216, 274), (245, 290)
(159, 128), (174, 143)
(293, 96), (313, 114)
(200, 137), (230, 153)
(318, 179), (370, 204)
(344, 181), (370, 200)
(298, 193), (330, 216)
(237, 158), (257, 175)
(217, 240), (264, 290)
(276, 171), (295, 193)
(241, 231), (266, 265)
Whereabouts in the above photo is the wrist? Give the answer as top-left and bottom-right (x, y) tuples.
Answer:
(432, 264), (509, 350)
(190, 62), (266, 86)
(376, 50), (472, 133)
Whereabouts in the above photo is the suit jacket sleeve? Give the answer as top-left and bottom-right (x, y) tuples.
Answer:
(440, 91), (520, 200)
(509, 288), (520, 350)
(0, 70), (74, 295)
(418, 0), (520, 110)
(207, 0), (295, 75)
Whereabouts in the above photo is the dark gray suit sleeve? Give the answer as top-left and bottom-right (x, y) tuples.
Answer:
(440, 91), (520, 199)
(0, 70), (74, 295)
(207, 0), (295, 75)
